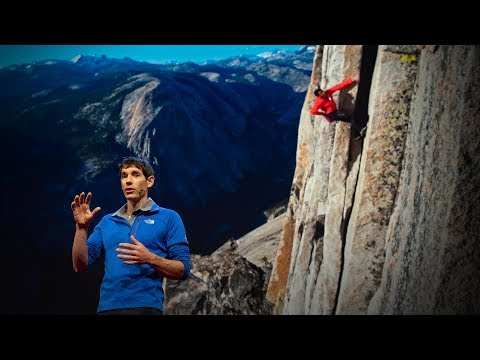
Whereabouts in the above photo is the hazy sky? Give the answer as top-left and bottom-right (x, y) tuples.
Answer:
(0, 45), (303, 68)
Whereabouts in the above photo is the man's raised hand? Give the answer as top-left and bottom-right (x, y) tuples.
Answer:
(71, 192), (101, 228)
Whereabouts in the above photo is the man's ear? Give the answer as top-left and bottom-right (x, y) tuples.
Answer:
(147, 175), (155, 189)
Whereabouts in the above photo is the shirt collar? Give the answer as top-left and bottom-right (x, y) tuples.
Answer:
(112, 197), (155, 217)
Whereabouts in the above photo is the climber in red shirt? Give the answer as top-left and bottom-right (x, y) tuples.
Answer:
(310, 78), (358, 123)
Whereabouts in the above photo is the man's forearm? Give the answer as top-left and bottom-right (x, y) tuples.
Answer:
(72, 225), (89, 273)
(310, 106), (325, 116)
(146, 254), (185, 280)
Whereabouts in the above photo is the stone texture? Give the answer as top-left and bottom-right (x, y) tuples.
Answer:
(368, 45), (480, 314)
(266, 45), (324, 311)
(383, 45), (419, 54)
(281, 45), (345, 315)
(309, 46), (363, 315)
(268, 45), (479, 315)
(266, 45), (362, 314)
(164, 253), (273, 315)
(336, 45), (419, 314)
(165, 211), (285, 315)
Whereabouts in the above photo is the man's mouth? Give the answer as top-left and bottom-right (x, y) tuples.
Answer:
(125, 188), (135, 194)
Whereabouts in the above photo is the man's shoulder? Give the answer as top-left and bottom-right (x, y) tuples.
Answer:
(97, 212), (117, 224)
(144, 202), (179, 217)
(143, 207), (183, 230)
(153, 206), (181, 220)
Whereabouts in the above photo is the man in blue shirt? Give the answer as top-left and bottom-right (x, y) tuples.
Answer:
(71, 156), (191, 315)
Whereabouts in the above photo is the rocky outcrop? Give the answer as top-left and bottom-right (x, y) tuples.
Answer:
(215, 212), (285, 268)
(164, 253), (273, 315)
(164, 214), (284, 314)
(118, 76), (161, 159)
(268, 45), (480, 314)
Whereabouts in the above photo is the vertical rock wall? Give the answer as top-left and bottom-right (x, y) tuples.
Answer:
(268, 45), (480, 314)
(368, 45), (480, 314)
(336, 45), (418, 314)
(266, 45), (324, 313)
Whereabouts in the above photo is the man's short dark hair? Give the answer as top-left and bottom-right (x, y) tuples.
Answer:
(119, 156), (155, 179)
(314, 88), (323, 96)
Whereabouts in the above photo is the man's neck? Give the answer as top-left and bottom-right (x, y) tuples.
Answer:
(126, 196), (149, 215)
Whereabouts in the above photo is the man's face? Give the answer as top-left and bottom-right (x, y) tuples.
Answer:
(120, 165), (154, 202)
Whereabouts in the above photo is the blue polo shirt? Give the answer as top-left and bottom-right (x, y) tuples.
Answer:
(87, 199), (191, 313)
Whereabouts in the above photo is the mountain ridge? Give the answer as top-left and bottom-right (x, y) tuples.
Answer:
(0, 46), (315, 314)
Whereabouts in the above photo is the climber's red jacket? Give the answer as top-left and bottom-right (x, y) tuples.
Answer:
(310, 79), (356, 117)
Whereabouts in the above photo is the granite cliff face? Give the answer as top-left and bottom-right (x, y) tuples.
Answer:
(146, 45), (479, 315)
(266, 45), (480, 314)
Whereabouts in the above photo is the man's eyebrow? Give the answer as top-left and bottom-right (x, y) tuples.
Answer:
(122, 169), (141, 174)
(121, 169), (140, 173)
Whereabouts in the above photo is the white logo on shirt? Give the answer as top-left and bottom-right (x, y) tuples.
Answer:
(144, 219), (155, 224)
